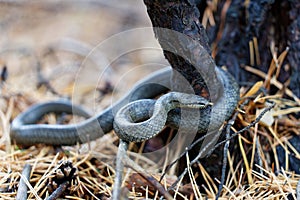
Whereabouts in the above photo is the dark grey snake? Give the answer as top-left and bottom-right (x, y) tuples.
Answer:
(113, 92), (211, 143)
(11, 66), (239, 146)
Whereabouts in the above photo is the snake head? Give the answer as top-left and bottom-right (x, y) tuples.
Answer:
(167, 92), (212, 109)
(180, 95), (212, 109)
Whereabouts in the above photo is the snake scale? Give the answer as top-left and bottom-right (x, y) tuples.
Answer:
(11, 66), (239, 146)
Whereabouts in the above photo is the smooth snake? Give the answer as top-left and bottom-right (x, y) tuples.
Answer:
(11, 66), (239, 146)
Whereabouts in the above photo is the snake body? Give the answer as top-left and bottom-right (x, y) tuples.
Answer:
(114, 67), (239, 142)
(11, 67), (239, 146)
(113, 92), (211, 142)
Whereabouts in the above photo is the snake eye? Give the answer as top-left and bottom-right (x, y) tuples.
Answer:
(169, 99), (181, 104)
(169, 99), (181, 106)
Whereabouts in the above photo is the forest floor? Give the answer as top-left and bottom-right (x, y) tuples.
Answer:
(0, 1), (299, 199)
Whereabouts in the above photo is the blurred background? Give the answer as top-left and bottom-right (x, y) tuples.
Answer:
(0, 1), (168, 114)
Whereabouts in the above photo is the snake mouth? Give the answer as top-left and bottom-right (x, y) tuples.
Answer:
(168, 99), (212, 108)
(178, 101), (213, 109)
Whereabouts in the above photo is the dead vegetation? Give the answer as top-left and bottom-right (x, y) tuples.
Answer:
(0, 1), (299, 199)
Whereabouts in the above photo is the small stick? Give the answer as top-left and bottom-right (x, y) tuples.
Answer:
(216, 99), (249, 199)
(16, 164), (32, 200)
(46, 181), (69, 200)
(36, 62), (61, 96)
(112, 140), (129, 200)
(216, 125), (230, 200)
(255, 136), (263, 174)
(123, 156), (173, 200)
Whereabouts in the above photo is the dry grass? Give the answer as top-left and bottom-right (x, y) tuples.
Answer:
(0, 1), (299, 200)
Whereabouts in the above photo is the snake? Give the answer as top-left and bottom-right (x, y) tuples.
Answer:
(10, 66), (239, 146)
(113, 92), (211, 142)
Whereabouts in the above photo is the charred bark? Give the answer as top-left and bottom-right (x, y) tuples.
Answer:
(143, 0), (221, 99)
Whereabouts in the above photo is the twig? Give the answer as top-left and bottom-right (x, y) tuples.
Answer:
(0, 65), (8, 86)
(36, 61), (62, 97)
(137, 172), (173, 200)
(216, 99), (250, 200)
(216, 123), (231, 200)
(46, 181), (69, 200)
(16, 164), (32, 200)
(112, 140), (129, 200)
(255, 136), (263, 174)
